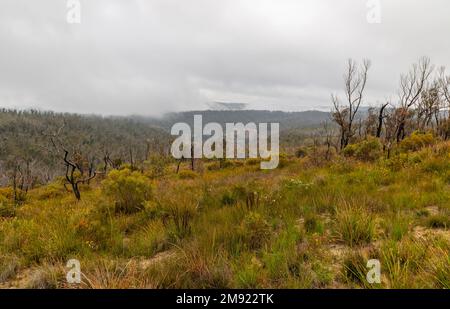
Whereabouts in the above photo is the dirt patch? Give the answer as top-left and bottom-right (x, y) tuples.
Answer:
(0, 268), (34, 289)
(139, 249), (177, 269)
(413, 225), (450, 242)
(425, 206), (440, 216)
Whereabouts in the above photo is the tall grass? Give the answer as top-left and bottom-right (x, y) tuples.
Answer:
(333, 201), (376, 247)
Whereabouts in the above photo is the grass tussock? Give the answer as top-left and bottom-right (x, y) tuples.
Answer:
(0, 140), (449, 288)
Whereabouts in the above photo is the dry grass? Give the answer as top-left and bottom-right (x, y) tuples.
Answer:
(0, 141), (449, 288)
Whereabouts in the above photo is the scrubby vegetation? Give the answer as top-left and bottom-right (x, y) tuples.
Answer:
(0, 138), (448, 288)
(1, 57), (449, 289)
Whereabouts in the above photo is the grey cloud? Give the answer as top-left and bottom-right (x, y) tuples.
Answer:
(0, 0), (449, 115)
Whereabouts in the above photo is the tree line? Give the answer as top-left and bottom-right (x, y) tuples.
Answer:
(0, 109), (169, 202)
(331, 57), (450, 156)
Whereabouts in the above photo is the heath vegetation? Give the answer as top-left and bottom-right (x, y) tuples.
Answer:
(0, 57), (449, 289)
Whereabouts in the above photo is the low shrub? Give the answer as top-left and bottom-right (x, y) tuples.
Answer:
(399, 131), (435, 152)
(102, 169), (152, 214)
(0, 196), (15, 218)
(178, 170), (199, 179)
(343, 137), (382, 161)
(422, 157), (450, 174)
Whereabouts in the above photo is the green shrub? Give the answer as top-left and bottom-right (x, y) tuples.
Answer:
(32, 180), (66, 200)
(343, 137), (382, 161)
(399, 131), (435, 152)
(80, 201), (123, 251)
(102, 169), (152, 214)
(422, 157), (450, 174)
(0, 196), (15, 218)
(178, 170), (199, 179)
(144, 155), (169, 178)
(221, 185), (249, 207)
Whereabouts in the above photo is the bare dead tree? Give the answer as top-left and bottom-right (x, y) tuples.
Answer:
(376, 102), (389, 138)
(322, 120), (336, 160)
(363, 107), (378, 138)
(176, 157), (183, 174)
(438, 67), (450, 139)
(332, 59), (371, 149)
(439, 67), (450, 106)
(175, 141), (195, 173)
(41, 119), (100, 200)
(63, 150), (97, 200)
(129, 146), (134, 169)
(417, 83), (440, 131)
(190, 143), (195, 171)
(395, 57), (433, 141)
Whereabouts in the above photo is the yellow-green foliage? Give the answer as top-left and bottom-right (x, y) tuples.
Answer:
(102, 168), (152, 214)
(246, 158), (261, 166)
(155, 184), (200, 238)
(0, 192), (14, 218)
(343, 137), (382, 161)
(240, 212), (271, 250)
(126, 221), (169, 257)
(399, 131), (435, 152)
(333, 201), (376, 246)
(31, 180), (66, 200)
(178, 170), (199, 179)
(0, 140), (449, 289)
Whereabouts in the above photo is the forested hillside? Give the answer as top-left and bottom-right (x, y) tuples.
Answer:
(0, 109), (169, 187)
(143, 109), (331, 131)
(0, 108), (330, 189)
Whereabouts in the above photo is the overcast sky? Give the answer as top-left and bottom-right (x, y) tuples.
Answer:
(0, 0), (449, 116)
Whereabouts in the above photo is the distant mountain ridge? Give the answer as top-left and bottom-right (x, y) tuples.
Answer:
(140, 110), (331, 131)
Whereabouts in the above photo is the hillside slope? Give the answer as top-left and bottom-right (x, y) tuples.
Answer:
(0, 139), (448, 288)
